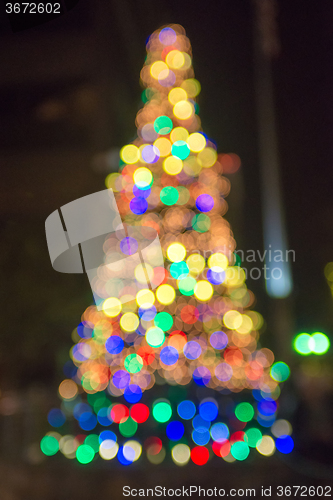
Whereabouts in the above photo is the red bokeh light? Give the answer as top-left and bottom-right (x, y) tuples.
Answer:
(191, 446), (209, 465)
(144, 436), (162, 455)
(212, 440), (231, 457)
(180, 305), (199, 324)
(130, 403), (150, 423)
(110, 404), (129, 423)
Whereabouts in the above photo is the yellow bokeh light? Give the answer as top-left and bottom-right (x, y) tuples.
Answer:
(163, 156), (183, 175)
(59, 379), (78, 400)
(150, 61), (169, 79)
(105, 172), (121, 191)
(120, 312), (139, 332)
(180, 78), (201, 98)
(186, 254), (205, 276)
(133, 167), (153, 189)
(183, 156), (202, 176)
(194, 280), (214, 301)
(168, 87), (188, 105)
(324, 262), (333, 281)
(256, 436), (276, 456)
(197, 147), (217, 167)
(182, 53), (192, 70)
(166, 50), (185, 69)
(170, 127), (189, 143)
(236, 314), (253, 335)
(187, 132), (206, 153)
(156, 284), (176, 305)
(99, 440), (119, 460)
(223, 310), (242, 329)
(136, 289), (155, 308)
(171, 443), (191, 465)
(134, 263), (153, 284)
(208, 253), (229, 270)
(224, 267), (246, 287)
(120, 145), (140, 164)
(103, 297), (122, 317)
(173, 100), (193, 120)
(167, 242), (186, 262)
(154, 137), (171, 157)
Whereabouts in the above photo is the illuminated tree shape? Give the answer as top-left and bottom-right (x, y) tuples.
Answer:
(42, 25), (292, 466)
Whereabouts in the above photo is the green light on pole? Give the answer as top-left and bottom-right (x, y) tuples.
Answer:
(311, 332), (330, 354)
(293, 332), (330, 356)
(293, 333), (312, 355)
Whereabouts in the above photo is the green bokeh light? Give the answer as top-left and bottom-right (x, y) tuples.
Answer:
(293, 333), (312, 355)
(170, 261), (189, 279)
(160, 186), (179, 206)
(293, 332), (330, 355)
(244, 428), (262, 448)
(270, 362), (290, 382)
(312, 332), (330, 354)
(154, 312), (173, 331)
(171, 140), (190, 160)
(178, 276), (196, 296)
(233, 252), (242, 267)
(235, 402), (254, 422)
(88, 393), (109, 413)
(84, 434), (100, 453)
(231, 441), (250, 461)
(40, 435), (59, 456)
(146, 327), (165, 347)
(192, 214), (211, 233)
(119, 417), (138, 437)
(154, 115), (173, 135)
(76, 444), (95, 464)
(152, 401), (172, 423)
(124, 353), (143, 373)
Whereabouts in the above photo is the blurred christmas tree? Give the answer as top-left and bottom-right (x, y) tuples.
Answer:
(41, 25), (293, 466)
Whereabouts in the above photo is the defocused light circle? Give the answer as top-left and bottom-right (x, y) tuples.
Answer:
(194, 280), (213, 301)
(171, 443), (191, 465)
(133, 167), (153, 189)
(275, 435), (294, 454)
(270, 362), (290, 382)
(120, 145), (140, 164)
(120, 312), (139, 332)
(311, 332), (330, 354)
(231, 441), (249, 461)
(256, 436), (275, 456)
(156, 284), (176, 305)
(167, 242), (186, 263)
(173, 100), (193, 120)
(146, 327), (165, 348)
(187, 132), (206, 152)
(153, 401), (172, 423)
(103, 298), (122, 318)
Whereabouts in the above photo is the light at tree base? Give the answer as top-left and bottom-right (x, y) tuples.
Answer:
(41, 24), (293, 465)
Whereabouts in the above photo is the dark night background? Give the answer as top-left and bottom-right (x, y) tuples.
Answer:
(0, 0), (333, 498)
